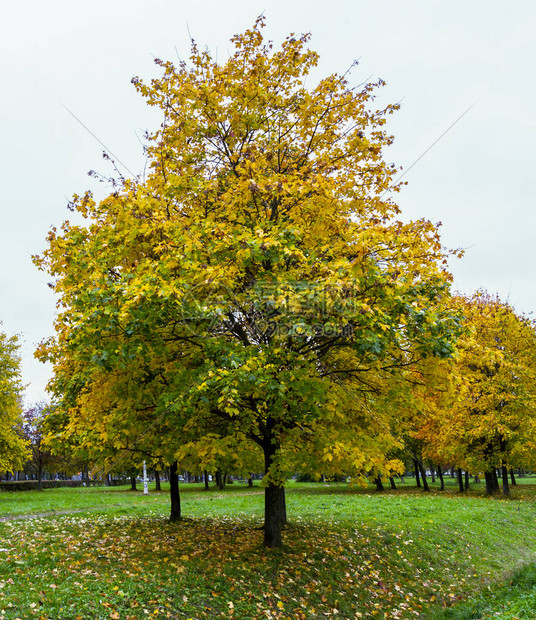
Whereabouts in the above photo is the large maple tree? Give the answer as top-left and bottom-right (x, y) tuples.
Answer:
(36, 18), (460, 546)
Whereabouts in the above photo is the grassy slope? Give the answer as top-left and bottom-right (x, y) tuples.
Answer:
(0, 480), (535, 619)
(435, 563), (536, 619)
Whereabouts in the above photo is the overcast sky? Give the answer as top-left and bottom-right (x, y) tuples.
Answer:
(1, 1), (535, 404)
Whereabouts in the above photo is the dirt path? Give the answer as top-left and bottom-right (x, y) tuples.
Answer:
(0, 507), (102, 522)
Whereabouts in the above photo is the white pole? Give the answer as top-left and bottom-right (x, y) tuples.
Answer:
(143, 461), (149, 495)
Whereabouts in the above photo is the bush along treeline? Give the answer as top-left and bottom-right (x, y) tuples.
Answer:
(0, 19), (531, 546)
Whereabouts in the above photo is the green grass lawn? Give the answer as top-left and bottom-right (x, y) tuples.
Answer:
(1, 480), (536, 618)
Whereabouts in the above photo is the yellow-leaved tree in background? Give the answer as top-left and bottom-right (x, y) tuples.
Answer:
(0, 325), (29, 472)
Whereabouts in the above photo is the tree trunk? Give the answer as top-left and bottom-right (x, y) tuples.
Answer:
(248, 475), (254, 488)
(389, 476), (396, 490)
(437, 465), (445, 491)
(418, 461), (430, 492)
(215, 469), (224, 490)
(169, 461), (181, 521)
(430, 468), (436, 483)
(375, 475), (384, 491)
(264, 483), (285, 547)
(37, 464), (43, 491)
(203, 470), (209, 491)
(155, 470), (161, 491)
(485, 470), (499, 494)
(464, 470), (470, 491)
(263, 425), (285, 548)
(130, 476), (137, 491)
(501, 463), (510, 498)
(413, 459), (421, 488)
(492, 468), (499, 491)
(509, 468), (517, 486)
(457, 468), (464, 493)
